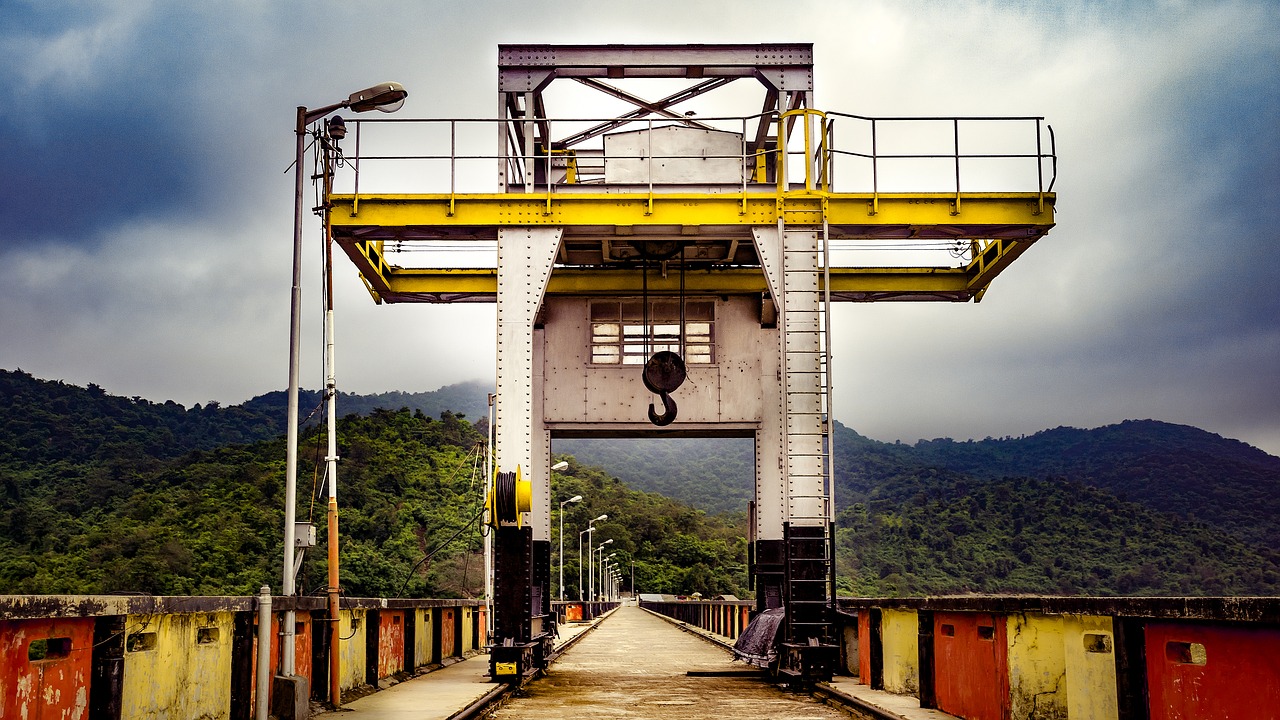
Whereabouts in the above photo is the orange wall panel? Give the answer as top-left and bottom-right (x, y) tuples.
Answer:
(440, 609), (456, 658)
(933, 612), (1009, 720)
(378, 612), (404, 679)
(254, 613), (313, 708)
(0, 618), (95, 720)
(858, 612), (871, 685)
(1146, 621), (1280, 720)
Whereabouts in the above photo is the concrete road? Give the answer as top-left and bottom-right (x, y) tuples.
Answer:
(492, 604), (849, 719)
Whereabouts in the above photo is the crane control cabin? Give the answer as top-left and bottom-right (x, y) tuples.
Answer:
(321, 43), (1057, 684)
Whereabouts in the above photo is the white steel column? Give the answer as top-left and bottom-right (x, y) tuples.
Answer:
(753, 225), (828, 530)
(495, 227), (563, 539)
(781, 227), (827, 526)
(752, 227), (787, 540)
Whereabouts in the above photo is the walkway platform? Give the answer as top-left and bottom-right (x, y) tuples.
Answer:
(320, 604), (957, 720)
(315, 613), (603, 719)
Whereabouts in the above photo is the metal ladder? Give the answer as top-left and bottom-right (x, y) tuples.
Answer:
(777, 217), (838, 678)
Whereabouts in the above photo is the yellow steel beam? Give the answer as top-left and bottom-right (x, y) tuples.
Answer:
(328, 191), (1054, 234)
(361, 266), (979, 302)
(330, 190), (1053, 303)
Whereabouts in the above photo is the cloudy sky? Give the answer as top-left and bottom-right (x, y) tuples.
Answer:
(3, 0), (1278, 454)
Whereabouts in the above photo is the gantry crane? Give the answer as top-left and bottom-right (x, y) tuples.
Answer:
(321, 43), (1055, 685)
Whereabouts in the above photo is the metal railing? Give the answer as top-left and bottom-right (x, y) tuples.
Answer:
(330, 111), (1056, 215)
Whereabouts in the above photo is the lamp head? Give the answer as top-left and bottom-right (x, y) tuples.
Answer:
(594, 514), (608, 522)
(551, 461), (570, 471)
(568, 495), (583, 503)
(602, 539), (614, 546)
(347, 82), (407, 113)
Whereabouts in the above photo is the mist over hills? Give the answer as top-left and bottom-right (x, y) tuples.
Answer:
(3, 367), (1278, 596)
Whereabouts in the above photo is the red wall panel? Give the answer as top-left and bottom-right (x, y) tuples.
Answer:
(933, 612), (1009, 720)
(858, 612), (871, 685)
(440, 608), (456, 658)
(0, 618), (95, 720)
(1146, 621), (1280, 720)
(253, 613), (313, 708)
(378, 612), (404, 679)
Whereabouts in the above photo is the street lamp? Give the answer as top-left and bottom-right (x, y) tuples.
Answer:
(582, 514), (607, 602)
(557, 493), (582, 600)
(282, 81), (407, 715)
(594, 544), (614, 601)
(601, 551), (617, 601)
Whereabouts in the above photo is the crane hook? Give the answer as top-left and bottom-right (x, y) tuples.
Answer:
(643, 350), (686, 426)
(648, 391), (678, 426)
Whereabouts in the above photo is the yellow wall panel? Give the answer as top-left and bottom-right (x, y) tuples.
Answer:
(415, 609), (432, 667)
(460, 607), (474, 654)
(880, 609), (919, 695)
(121, 611), (233, 719)
(1062, 615), (1118, 720)
(1007, 613), (1068, 720)
(339, 610), (367, 692)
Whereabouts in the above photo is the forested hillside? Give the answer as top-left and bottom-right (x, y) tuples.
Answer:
(568, 418), (1280, 551)
(4, 368), (1279, 597)
(0, 370), (744, 597)
(555, 437), (754, 515)
(889, 421), (1280, 547)
(836, 471), (1280, 596)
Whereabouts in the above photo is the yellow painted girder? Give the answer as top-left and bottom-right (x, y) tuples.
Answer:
(331, 190), (1051, 303)
(328, 191), (1054, 232)
(362, 265), (1003, 302)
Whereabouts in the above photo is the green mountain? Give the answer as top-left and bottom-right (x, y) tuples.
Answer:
(836, 471), (1280, 597)
(0, 370), (743, 598)
(4, 368), (1279, 597)
(239, 380), (493, 432)
(876, 420), (1280, 548)
(554, 437), (754, 515)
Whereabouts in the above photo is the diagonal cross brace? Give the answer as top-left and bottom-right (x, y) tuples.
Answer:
(557, 77), (735, 148)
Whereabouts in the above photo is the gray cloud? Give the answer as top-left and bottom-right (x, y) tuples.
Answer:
(2, 0), (1278, 455)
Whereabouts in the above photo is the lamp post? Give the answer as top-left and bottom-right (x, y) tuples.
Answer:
(557, 487), (580, 601)
(594, 544), (614, 601)
(282, 81), (406, 715)
(582, 514), (607, 602)
(601, 551), (616, 601)
(577, 527), (591, 602)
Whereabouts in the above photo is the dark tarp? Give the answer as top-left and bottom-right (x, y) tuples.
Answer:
(732, 607), (784, 667)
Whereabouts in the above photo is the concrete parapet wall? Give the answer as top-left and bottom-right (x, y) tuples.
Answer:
(645, 596), (1280, 718)
(840, 596), (1280, 720)
(0, 594), (486, 719)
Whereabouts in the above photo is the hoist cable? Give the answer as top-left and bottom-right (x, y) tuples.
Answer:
(493, 471), (518, 524)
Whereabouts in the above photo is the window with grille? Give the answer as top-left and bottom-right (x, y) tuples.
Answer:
(590, 300), (715, 365)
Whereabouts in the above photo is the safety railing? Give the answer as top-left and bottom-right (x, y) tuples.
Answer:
(329, 111), (1055, 215)
(823, 111), (1057, 216)
(639, 596), (756, 641)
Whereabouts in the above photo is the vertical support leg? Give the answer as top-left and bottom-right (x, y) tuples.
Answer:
(493, 227), (562, 680)
(753, 224), (837, 685)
